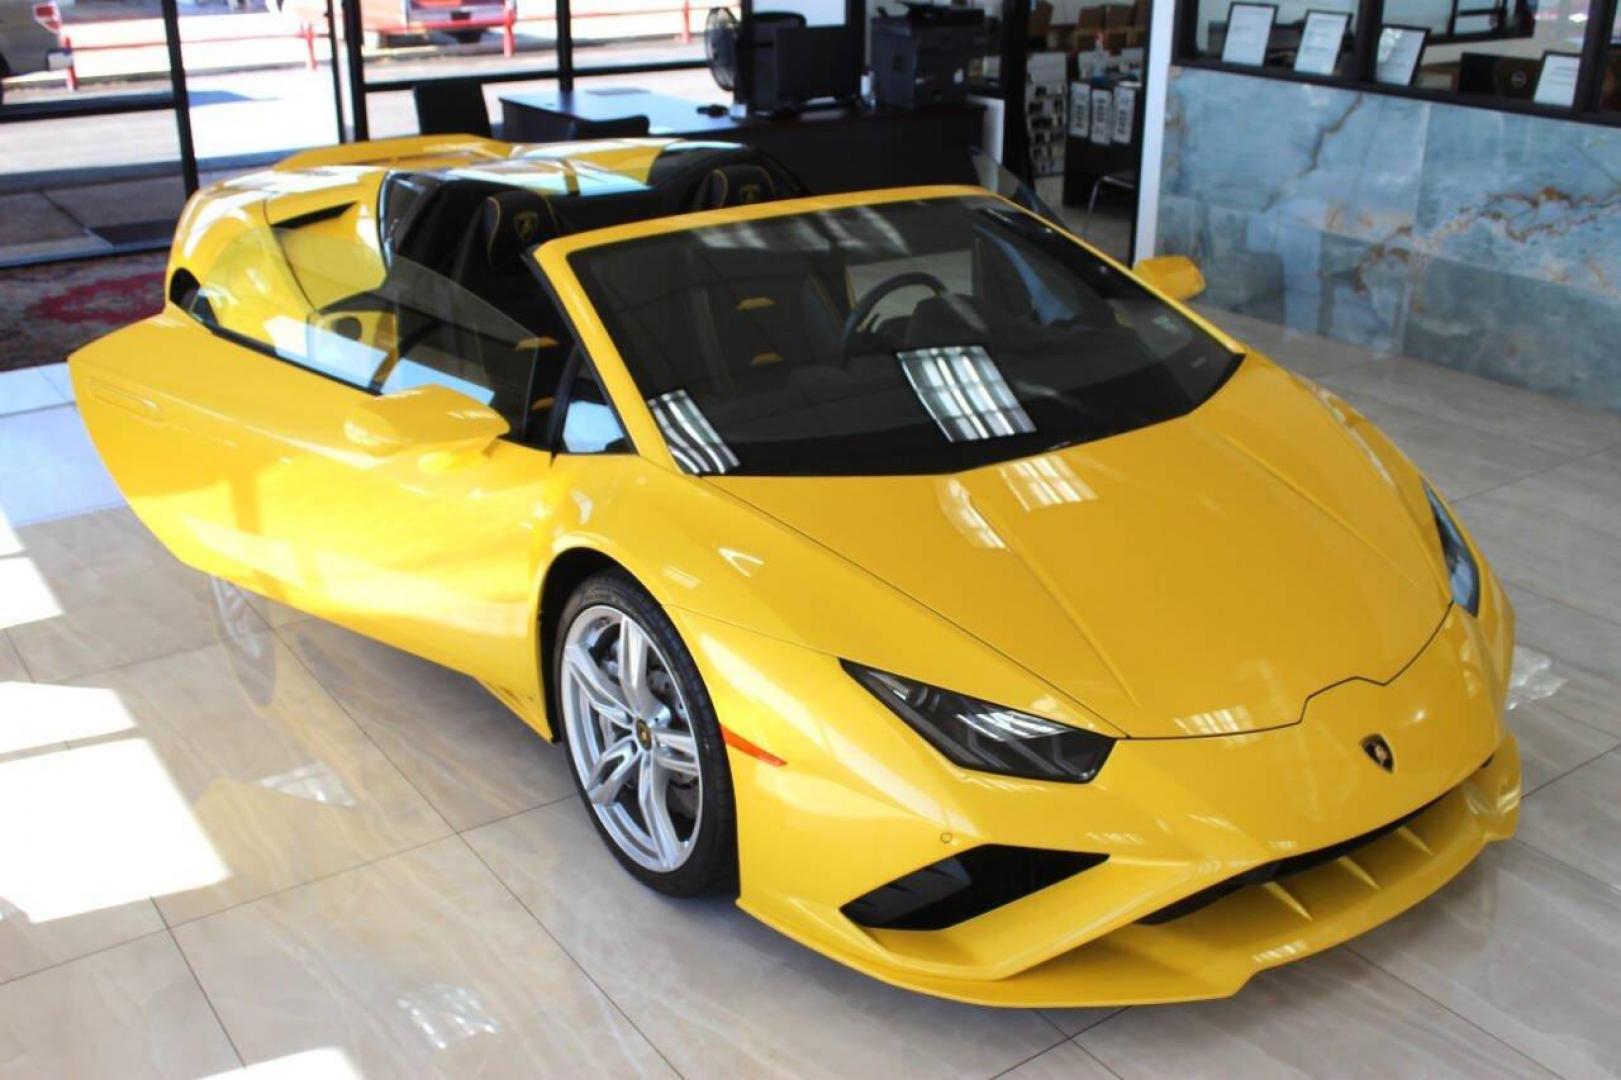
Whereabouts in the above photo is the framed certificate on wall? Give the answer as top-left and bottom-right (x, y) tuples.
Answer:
(1374, 25), (1428, 86)
(1294, 10), (1350, 76)
(1090, 87), (1114, 144)
(1221, 2), (1277, 66)
(1533, 51), (1581, 107)
(1111, 83), (1138, 144)
(1068, 81), (1091, 137)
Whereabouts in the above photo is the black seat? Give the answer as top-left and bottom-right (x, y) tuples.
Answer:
(450, 188), (562, 321)
(441, 189), (569, 432)
(645, 145), (803, 213)
(413, 78), (492, 138)
(562, 114), (652, 140)
(689, 163), (783, 211)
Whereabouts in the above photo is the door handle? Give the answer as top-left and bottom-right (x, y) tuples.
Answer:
(86, 379), (162, 420)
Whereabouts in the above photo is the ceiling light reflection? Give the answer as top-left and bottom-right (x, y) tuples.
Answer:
(998, 456), (1097, 511)
(1171, 705), (1253, 736)
(898, 346), (1035, 444)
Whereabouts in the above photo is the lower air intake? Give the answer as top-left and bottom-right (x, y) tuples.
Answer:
(842, 845), (1107, 931)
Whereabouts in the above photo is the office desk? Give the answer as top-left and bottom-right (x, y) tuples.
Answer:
(500, 88), (985, 194)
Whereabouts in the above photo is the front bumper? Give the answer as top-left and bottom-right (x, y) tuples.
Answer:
(676, 603), (1520, 1007)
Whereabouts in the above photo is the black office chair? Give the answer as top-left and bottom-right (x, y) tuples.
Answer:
(413, 78), (492, 138)
(562, 114), (652, 140)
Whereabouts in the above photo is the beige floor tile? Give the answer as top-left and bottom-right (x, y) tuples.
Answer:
(1196, 305), (1390, 379)
(1351, 841), (1621, 1078)
(0, 631), (26, 682)
(1001, 1039), (1116, 1079)
(1457, 484), (1621, 629)
(1325, 390), (1573, 500)
(1506, 590), (1621, 736)
(279, 619), (573, 832)
(62, 630), (450, 925)
(36, 363), (75, 404)
(1320, 358), (1621, 458)
(0, 367), (71, 418)
(5, 508), (234, 683)
(1077, 948), (1548, 1078)
(0, 406), (124, 529)
(466, 803), (1070, 1080)
(0, 720), (188, 981)
(1507, 701), (1619, 794)
(1514, 750), (1621, 889)
(173, 837), (671, 1079)
(0, 932), (239, 1079)
(0, 736), (166, 981)
(1038, 1006), (1123, 1038)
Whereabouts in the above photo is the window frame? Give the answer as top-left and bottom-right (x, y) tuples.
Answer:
(1174, 0), (1621, 125)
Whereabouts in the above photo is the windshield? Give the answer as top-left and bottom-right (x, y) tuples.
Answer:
(569, 195), (1241, 476)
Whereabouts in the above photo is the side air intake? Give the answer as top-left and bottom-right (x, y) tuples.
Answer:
(842, 845), (1107, 931)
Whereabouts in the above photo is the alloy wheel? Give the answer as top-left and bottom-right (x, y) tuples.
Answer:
(559, 604), (705, 873)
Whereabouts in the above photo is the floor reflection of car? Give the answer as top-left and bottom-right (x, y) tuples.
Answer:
(273, 0), (505, 45)
(0, 0), (67, 103)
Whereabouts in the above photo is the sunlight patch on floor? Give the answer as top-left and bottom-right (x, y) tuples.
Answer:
(0, 682), (135, 756)
(0, 736), (227, 923)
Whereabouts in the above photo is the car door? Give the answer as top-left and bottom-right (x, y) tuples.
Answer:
(74, 203), (569, 700)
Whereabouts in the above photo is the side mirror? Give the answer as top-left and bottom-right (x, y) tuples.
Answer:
(1134, 255), (1206, 302)
(344, 384), (509, 457)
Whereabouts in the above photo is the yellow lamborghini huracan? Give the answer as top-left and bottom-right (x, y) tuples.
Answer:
(70, 135), (1520, 1007)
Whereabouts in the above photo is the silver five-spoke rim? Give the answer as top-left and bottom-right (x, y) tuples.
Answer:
(560, 605), (703, 873)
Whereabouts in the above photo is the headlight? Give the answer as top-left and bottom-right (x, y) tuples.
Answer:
(842, 661), (1114, 783)
(1425, 482), (1480, 615)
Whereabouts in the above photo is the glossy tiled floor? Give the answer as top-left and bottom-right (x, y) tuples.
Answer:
(1, 312), (1619, 1080)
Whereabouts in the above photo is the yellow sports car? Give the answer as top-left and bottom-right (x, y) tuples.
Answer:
(70, 135), (1521, 1007)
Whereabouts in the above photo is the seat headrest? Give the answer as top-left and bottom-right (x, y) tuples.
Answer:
(692, 164), (781, 211)
(478, 190), (560, 266)
(902, 295), (989, 349)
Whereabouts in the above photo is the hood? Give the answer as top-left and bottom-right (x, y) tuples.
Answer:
(708, 357), (1449, 738)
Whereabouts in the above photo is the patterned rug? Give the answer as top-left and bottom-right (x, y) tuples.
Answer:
(0, 252), (167, 373)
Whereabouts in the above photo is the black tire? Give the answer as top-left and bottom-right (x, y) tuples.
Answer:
(553, 568), (737, 897)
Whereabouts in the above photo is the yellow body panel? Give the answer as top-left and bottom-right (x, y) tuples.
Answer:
(69, 138), (1519, 1006)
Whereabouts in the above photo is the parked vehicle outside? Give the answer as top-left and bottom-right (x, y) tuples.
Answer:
(272, 0), (507, 46)
(0, 0), (69, 102)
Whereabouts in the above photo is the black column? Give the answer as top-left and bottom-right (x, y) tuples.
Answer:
(160, 0), (198, 194)
(342, 0), (368, 140)
(1000, 0), (1031, 183)
(324, 0), (347, 143)
(557, 0), (575, 92)
(736, 0), (755, 110)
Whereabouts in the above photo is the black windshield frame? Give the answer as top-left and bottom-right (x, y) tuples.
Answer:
(569, 195), (1244, 477)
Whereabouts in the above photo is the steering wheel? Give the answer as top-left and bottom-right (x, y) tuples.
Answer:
(840, 271), (949, 353)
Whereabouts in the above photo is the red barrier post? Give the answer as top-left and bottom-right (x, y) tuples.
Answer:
(502, 0), (515, 57)
(301, 21), (317, 69)
(680, 0), (691, 43)
(61, 31), (77, 90)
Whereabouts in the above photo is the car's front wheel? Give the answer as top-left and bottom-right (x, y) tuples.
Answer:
(554, 570), (736, 896)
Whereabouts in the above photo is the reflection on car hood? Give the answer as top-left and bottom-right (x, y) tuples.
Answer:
(708, 358), (1449, 739)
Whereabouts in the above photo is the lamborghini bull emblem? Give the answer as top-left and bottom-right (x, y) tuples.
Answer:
(514, 210), (542, 242)
(1361, 734), (1395, 772)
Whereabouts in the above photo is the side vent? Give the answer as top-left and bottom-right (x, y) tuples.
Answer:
(842, 845), (1106, 931)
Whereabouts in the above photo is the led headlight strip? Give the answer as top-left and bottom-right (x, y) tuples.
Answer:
(843, 661), (1113, 783)
(1424, 483), (1480, 615)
